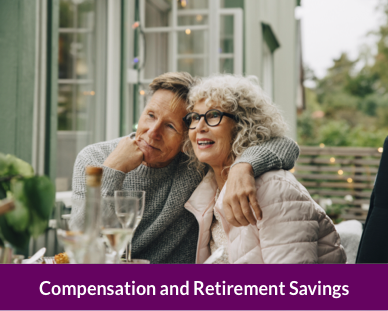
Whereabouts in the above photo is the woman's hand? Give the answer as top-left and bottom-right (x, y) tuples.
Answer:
(223, 163), (262, 227)
(103, 137), (144, 173)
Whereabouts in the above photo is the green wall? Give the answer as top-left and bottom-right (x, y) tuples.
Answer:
(0, 0), (37, 163)
(46, 0), (59, 181)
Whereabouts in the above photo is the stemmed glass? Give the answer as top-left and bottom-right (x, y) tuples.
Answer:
(114, 191), (145, 262)
(101, 197), (138, 264)
(56, 200), (88, 263)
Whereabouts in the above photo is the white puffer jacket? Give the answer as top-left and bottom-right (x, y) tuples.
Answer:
(184, 169), (347, 264)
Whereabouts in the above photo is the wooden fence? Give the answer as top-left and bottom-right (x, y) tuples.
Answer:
(293, 146), (383, 222)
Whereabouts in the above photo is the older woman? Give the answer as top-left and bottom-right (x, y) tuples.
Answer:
(182, 74), (346, 264)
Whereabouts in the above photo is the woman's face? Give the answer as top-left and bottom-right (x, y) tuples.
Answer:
(189, 100), (235, 169)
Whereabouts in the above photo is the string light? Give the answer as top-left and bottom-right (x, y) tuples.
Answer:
(338, 170), (343, 175)
(378, 147), (383, 153)
(330, 157), (335, 163)
(132, 21), (140, 29)
(185, 29), (191, 35)
(133, 57), (139, 64)
(196, 15), (203, 21)
(347, 178), (353, 183)
(139, 90), (145, 95)
(319, 143), (325, 148)
(290, 168), (295, 173)
(90, 91), (95, 96)
(181, 0), (187, 7)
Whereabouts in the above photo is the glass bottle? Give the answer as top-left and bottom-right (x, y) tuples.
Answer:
(83, 166), (105, 263)
(84, 166), (102, 238)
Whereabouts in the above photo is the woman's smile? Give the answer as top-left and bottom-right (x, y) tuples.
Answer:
(197, 138), (215, 149)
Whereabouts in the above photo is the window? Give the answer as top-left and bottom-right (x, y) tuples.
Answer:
(129, 0), (243, 127)
(56, 0), (107, 191)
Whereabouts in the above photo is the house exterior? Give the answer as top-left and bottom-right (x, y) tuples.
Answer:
(0, 0), (302, 193)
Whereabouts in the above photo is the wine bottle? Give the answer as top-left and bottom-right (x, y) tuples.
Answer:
(83, 166), (105, 263)
(84, 166), (102, 238)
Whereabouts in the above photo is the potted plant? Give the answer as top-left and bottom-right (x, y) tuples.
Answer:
(0, 153), (55, 263)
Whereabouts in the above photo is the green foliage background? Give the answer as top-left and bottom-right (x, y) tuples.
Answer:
(298, 2), (388, 147)
(0, 154), (55, 249)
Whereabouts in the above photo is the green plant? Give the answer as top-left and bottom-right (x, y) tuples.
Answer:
(325, 204), (346, 224)
(0, 153), (55, 248)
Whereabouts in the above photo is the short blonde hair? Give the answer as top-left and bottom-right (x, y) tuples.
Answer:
(149, 72), (198, 111)
(182, 74), (288, 171)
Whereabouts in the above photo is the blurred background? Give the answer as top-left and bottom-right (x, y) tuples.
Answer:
(0, 0), (387, 256)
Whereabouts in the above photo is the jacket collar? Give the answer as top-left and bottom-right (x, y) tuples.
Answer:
(186, 170), (218, 214)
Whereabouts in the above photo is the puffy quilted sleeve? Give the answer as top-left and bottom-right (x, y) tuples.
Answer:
(256, 174), (320, 264)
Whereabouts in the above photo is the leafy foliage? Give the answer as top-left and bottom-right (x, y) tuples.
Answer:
(0, 153), (55, 248)
(299, 8), (388, 147)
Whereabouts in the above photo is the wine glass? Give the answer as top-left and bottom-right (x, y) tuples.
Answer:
(56, 200), (88, 263)
(101, 197), (138, 264)
(56, 199), (105, 264)
(114, 191), (145, 262)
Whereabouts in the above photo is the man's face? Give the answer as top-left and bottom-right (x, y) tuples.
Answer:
(135, 89), (187, 168)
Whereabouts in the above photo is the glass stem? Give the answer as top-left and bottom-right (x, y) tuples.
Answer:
(126, 242), (132, 262)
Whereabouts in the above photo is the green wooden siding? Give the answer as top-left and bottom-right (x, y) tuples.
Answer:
(0, 0), (36, 164)
(120, 0), (128, 136)
(45, 0), (59, 181)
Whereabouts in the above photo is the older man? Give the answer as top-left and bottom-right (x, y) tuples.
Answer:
(70, 72), (299, 263)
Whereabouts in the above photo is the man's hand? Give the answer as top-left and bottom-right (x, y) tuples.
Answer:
(223, 163), (262, 227)
(103, 137), (144, 173)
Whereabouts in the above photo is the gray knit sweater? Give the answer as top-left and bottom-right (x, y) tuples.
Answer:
(70, 133), (299, 263)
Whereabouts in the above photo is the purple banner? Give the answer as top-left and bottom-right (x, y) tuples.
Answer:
(0, 264), (386, 310)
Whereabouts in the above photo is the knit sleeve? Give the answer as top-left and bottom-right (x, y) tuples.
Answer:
(231, 136), (300, 178)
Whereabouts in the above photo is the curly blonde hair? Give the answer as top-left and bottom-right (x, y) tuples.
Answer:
(182, 74), (288, 173)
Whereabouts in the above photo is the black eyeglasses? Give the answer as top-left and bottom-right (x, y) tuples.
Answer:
(183, 109), (239, 129)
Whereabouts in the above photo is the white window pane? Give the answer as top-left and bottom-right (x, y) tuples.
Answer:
(143, 33), (169, 80)
(58, 33), (75, 79)
(178, 15), (208, 26)
(178, 30), (208, 55)
(178, 59), (206, 77)
(220, 58), (234, 74)
(57, 0), (106, 192)
(145, 0), (170, 28)
(220, 15), (233, 54)
(76, 33), (94, 79)
(58, 84), (73, 130)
